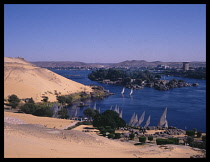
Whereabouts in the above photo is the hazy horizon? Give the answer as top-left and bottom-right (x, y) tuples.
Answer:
(4, 4), (206, 63)
(28, 59), (206, 64)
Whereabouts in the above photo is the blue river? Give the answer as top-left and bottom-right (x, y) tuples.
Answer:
(51, 69), (206, 132)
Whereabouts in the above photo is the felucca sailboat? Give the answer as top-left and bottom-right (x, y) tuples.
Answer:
(121, 87), (125, 95)
(144, 115), (151, 128)
(157, 107), (168, 128)
(129, 88), (133, 96)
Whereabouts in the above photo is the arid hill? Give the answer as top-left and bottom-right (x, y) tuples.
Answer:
(4, 57), (92, 102)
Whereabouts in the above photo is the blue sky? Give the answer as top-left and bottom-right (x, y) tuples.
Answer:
(4, 4), (206, 63)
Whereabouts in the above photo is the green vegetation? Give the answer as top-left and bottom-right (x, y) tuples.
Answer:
(139, 136), (146, 143)
(108, 133), (115, 139)
(7, 94), (20, 109)
(83, 108), (99, 120)
(92, 110), (126, 129)
(168, 138), (179, 145)
(114, 133), (121, 139)
(129, 133), (135, 140)
(41, 96), (49, 102)
(88, 68), (154, 84)
(56, 95), (73, 105)
(156, 138), (175, 145)
(156, 138), (179, 145)
(186, 136), (206, 149)
(196, 131), (202, 138)
(19, 97), (69, 118)
(148, 136), (153, 141)
(56, 92), (87, 105)
(186, 130), (196, 137)
(20, 103), (53, 117)
(58, 108), (69, 119)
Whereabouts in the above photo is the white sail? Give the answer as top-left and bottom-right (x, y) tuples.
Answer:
(165, 120), (168, 128)
(119, 109), (123, 118)
(93, 102), (96, 110)
(129, 88), (133, 95)
(144, 115), (151, 128)
(114, 105), (118, 113)
(157, 107), (167, 127)
(117, 106), (120, 114)
(129, 112), (136, 125)
(121, 87), (125, 94)
(137, 111), (145, 126)
(74, 108), (77, 117)
(132, 113), (138, 126)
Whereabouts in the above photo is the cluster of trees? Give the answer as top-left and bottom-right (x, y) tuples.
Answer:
(88, 68), (126, 81)
(56, 92), (91, 105)
(88, 68), (155, 84)
(20, 102), (53, 117)
(6, 94), (20, 109)
(57, 95), (73, 105)
(5, 94), (69, 119)
(92, 110), (126, 129)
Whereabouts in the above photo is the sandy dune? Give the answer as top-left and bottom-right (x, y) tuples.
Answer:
(4, 111), (205, 158)
(4, 57), (92, 102)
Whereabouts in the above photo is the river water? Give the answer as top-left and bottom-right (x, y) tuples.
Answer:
(51, 69), (206, 132)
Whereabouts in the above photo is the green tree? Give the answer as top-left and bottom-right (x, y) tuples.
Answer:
(41, 96), (48, 102)
(123, 77), (131, 85)
(33, 105), (53, 117)
(129, 133), (135, 140)
(196, 131), (202, 138)
(8, 94), (20, 109)
(93, 110), (126, 129)
(57, 95), (72, 105)
(58, 108), (69, 119)
(139, 136), (146, 143)
(148, 136), (153, 141)
(83, 108), (98, 119)
(20, 103), (38, 114)
(186, 130), (196, 137)
(28, 97), (35, 104)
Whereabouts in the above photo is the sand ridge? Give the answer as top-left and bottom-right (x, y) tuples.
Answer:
(4, 57), (92, 102)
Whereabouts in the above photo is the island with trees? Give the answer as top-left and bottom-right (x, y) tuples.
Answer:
(88, 68), (199, 91)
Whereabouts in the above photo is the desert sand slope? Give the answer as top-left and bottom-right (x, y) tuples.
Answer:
(4, 57), (92, 102)
(4, 111), (205, 158)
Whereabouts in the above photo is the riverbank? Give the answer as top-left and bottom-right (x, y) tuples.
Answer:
(4, 110), (206, 158)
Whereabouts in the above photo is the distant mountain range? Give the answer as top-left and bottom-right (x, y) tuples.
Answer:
(31, 60), (206, 68)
